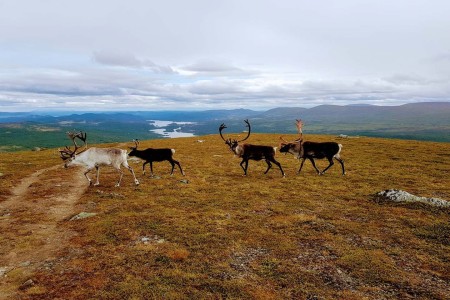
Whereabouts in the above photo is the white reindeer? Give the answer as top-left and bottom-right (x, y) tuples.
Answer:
(59, 131), (139, 187)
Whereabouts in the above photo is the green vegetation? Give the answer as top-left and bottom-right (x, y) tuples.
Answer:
(1, 134), (449, 299)
(2, 102), (450, 152)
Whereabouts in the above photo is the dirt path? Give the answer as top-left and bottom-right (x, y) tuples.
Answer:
(0, 165), (87, 299)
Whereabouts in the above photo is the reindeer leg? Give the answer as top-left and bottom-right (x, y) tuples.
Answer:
(84, 167), (94, 186)
(269, 157), (285, 177)
(150, 161), (154, 177)
(321, 157), (335, 175)
(114, 166), (124, 187)
(298, 158), (306, 174)
(264, 159), (272, 174)
(169, 160), (175, 176)
(174, 160), (185, 176)
(142, 162), (148, 175)
(123, 161), (139, 186)
(94, 166), (101, 186)
(308, 157), (322, 175)
(240, 158), (248, 176)
(335, 157), (345, 175)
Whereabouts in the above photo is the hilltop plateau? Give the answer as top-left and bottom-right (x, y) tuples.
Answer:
(0, 134), (449, 299)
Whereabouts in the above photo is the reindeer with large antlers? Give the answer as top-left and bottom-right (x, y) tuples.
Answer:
(219, 119), (285, 177)
(279, 119), (345, 175)
(59, 131), (140, 187)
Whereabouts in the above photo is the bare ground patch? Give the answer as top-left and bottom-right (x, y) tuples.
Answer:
(0, 165), (87, 298)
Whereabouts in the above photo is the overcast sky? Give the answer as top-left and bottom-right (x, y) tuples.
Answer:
(1, 0), (449, 112)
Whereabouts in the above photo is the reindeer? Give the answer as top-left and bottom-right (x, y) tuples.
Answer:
(279, 119), (345, 175)
(59, 132), (140, 187)
(219, 119), (285, 177)
(128, 139), (185, 177)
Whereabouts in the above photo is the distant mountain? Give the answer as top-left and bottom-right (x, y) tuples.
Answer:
(255, 102), (450, 125)
(1, 102), (449, 151)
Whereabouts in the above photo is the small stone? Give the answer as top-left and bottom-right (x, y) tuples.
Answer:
(0, 267), (9, 277)
(70, 212), (97, 221)
(20, 261), (31, 267)
(19, 279), (34, 290)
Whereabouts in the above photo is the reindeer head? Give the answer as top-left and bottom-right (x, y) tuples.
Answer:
(279, 119), (304, 156)
(59, 131), (87, 167)
(219, 119), (251, 153)
(128, 139), (140, 157)
(279, 139), (302, 156)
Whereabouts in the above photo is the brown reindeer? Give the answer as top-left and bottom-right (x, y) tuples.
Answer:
(279, 119), (345, 175)
(219, 120), (285, 177)
(128, 139), (185, 177)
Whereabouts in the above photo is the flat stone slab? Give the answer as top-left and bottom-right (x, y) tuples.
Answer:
(70, 212), (98, 221)
(376, 189), (450, 208)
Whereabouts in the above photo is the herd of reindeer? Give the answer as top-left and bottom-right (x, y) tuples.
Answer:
(58, 119), (345, 187)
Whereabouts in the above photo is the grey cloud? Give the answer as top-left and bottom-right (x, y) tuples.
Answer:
(431, 51), (450, 62)
(382, 74), (429, 85)
(92, 51), (176, 74)
(181, 60), (258, 76)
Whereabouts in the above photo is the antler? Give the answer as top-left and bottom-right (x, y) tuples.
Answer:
(238, 119), (251, 142)
(279, 119), (304, 145)
(59, 130), (87, 160)
(58, 144), (78, 160)
(219, 123), (228, 141)
(295, 119), (303, 141)
(59, 146), (73, 160)
(279, 136), (289, 143)
(132, 139), (140, 149)
(219, 120), (251, 143)
(67, 131), (87, 149)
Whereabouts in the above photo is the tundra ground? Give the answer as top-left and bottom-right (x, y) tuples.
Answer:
(1, 134), (449, 299)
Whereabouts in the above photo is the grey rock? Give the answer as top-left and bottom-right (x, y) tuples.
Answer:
(376, 189), (450, 207)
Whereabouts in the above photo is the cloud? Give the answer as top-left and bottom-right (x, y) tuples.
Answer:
(92, 51), (175, 74)
(1, 60), (449, 112)
(1, 1), (450, 111)
(431, 51), (450, 62)
(180, 60), (257, 77)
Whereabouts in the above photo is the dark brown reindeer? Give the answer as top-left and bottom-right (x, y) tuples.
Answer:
(279, 119), (345, 175)
(219, 119), (285, 177)
(128, 139), (185, 177)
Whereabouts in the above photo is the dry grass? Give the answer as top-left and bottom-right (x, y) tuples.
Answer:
(1, 134), (449, 299)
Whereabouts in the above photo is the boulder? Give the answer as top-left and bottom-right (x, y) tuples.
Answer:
(376, 189), (450, 208)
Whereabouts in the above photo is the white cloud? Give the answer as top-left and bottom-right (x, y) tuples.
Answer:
(1, 0), (450, 111)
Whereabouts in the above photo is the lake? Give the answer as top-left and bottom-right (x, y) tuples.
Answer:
(148, 120), (196, 138)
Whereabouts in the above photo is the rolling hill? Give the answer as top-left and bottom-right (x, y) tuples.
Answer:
(1, 102), (449, 152)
